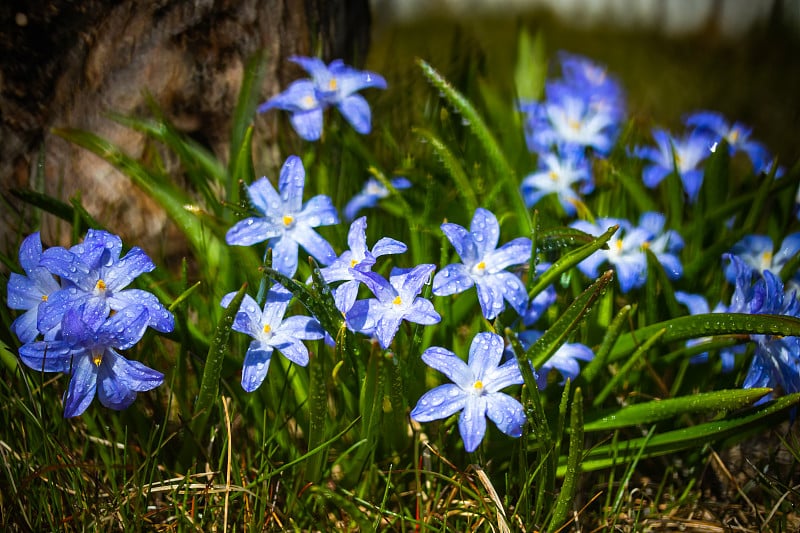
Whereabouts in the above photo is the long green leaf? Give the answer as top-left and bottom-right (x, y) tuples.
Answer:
(412, 126), (478, 213)
(584, 388), (772, 431)
(550, 387), (584, 531)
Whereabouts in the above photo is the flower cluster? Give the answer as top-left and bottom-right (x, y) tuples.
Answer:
(7, 230), (173, 417)
(259, 56), (387, 141)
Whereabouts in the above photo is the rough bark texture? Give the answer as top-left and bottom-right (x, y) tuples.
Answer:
(0, 0), (370, 262)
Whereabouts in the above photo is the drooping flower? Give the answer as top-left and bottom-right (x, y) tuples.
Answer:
(37, 229), (174, 335)
(432, 208), (531, 320)
(6, 232), (61, 343)
(520, 149), (593, 216)
(221, 284), (325, 392)
(347, 264), (440, 349)
(410, 331), (526, 453)
(18, 304), (163, 417)
(344, 176), (412, 221)
(226, 155), (339, 277)
(258, 56), (387, 141)
(635, 128), (713, 202)
(317, 216), (407, 314)
(685, 111), (770, 172)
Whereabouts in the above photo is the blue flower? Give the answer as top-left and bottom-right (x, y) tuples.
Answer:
(726, 233), (800, 293)
(221, 284), (325, 392)
(410, 332), (526, 453)
(635, 128), (712, 202)
(347, 264), (440, 349)
(520, 149), (593, 216)
(344, 176), (411, 221)
(638, 212), (684, 280)
(571, 218), (648, 293)
(258, 56), (387, 141)
(685, 111), (770, 171)
(37, 229), (175, 335)
(515, 330), (594, 389)
(318, 216), (407, 314)
(6, 232), (61, 343)
(522, 263), (558, 326)
(554, 51), (626, 120)
(432, 208), (531, 320)
(18, 305), (163, 417)
(226, 155), (339, 277)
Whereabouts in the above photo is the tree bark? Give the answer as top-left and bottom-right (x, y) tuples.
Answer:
(0, 0), (370, 261)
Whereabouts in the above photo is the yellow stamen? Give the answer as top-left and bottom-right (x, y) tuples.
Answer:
(302, 95), (315, 109)
(548, 171), (558, 181)
(92, 352), (103, 366)
(474, 380), (484, 390)
(392, 295), (402, 306)
(641, 241), (650, 250)
(476, 261), (486, 272)
(328, 78), (338, 91)
(95, 279), (107, 291)
(263, 324), (272, 334)
(568, 119), (581, 131)
(729, 129), (740, 143)
(763, 251), (773, 266)
(41, 294), (48, 302)
(615, 239), (624, 252)
(282, 214), (294, 227)
(350, 258), (358, 268)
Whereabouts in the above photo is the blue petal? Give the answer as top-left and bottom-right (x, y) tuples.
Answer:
(39, 247), (94, 290)
(470, 208), (500, 258)
(241, 343), (274, 392)
(291, 225), (337, 266)
(459, 397), (488, 453)
(109, 289), (174, 333)
(337, 94), (372, 134)
(467, 332), (505, 381)
(272, 337), (311, 367)
(298, 195), (339, 227)
(18, 232), (43, 273)
(105, 350), (164, 392)
(475, 278), (505, 319)
(291, 108), (324, 141)
(345, 298), (380, 334)
(421, 346), (472, 388)
(278, 155), (306, 213)
(104, 247), (155, 291)
(395, 264), (436, 302)
(485, 237), (532, 272)
(64, 354), (98, 417)
(432, 263), (473, 296)
(490, 271), (529, 315)
(410, 384), (467, 422)
(247, 177), (282, 215)
(441, 222), (478, 264)
(344, 192), (377, 221)
(334, 280), (360, 313)
(485, 392), (526, 438)
(372, 237), (407, 258)
(270, 235), (300, 277)
(406, 297), (441, 326)
(374, 311), (403, 349)
(18, 340), (75, 373)
(226, 218), (280, 247)
(642, 165), (670, 188)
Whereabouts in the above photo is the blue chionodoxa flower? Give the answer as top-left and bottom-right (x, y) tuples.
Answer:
(344, 176), (412, 221)
(258, 56), (387, 141)
(520, 148), (593, 216)
(410, 331), (526, 453)
(572, 212), (683, 293)
(347, 264), (440, 349)
(226, 155), (339, 277)
(221, 284), (325, 392)
(36, 229), (175, 335)
(725, 233), (800, 293)
(514, 330), (594, 390)
(6, 232), (61, 343)
(635, 128), (712, 202)
(318, 216), (407, 314)
(432, 208), (532, 320)
(18, 305), (164, 418)
(685, 110), (770, 172)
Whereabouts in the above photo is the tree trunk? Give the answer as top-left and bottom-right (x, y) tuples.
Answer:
(0, 0), (370, 261)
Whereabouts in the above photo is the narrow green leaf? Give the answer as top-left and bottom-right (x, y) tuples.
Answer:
(584, 388), (772, 431)
(607, 313), (800, 363)
(193, 283), (247, 434)
(593, 327), (665, 407)
(306, 352), (328, 483)
(514, 28), (547, 101)
(11, 188), (78, 228)
(550, 387), (584, 531)
(528, 224), (617, 301)
(528, 270), (614, 369)
(412, 127), (478, 214)
(581, 304), (632, 383)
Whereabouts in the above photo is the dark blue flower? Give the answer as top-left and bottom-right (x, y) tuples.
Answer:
(347, 264), (440, 349)
(37, 229), (174, 335)
(18, 305), (163, 417)
(258, 56), (387, 141)
(685, 111), (770, 172)
(432, 208), (531, 320)
(226, 155), (339, 277)
(410, 332), (526, 453)
(725, 233), (800, 293)
(221, 284), (325, 392)
(318, 216), (407, 314)
(7, 232), (61, 343)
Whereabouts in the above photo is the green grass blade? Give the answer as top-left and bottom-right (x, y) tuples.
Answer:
(549, 387), (583, 531)
(412, 126), (478, 214)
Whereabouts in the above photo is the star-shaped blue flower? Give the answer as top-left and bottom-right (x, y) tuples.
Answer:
(520, 149), (593, 216)
(318, 216), (407, 314)
(258, 56), (387, 141)
(725, 233), (800, 293)
(221, 284), (325, 392)
(347, 264), (440, 349)
(37, 229), (175, 335)
(7, 232), (61, 343)
(635, 128), (712, 202)
(516, 330), (594, 389)
(410, 332), (526, 453)
(433, 208), (532, 320)
(18, 304), (163, 417)
(226, 155), (339, 277)
(685, 110), (770, 172)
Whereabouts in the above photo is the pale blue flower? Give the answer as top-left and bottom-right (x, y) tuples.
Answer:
(636, 128), (713, 202)
(344, 177), (411, 221)
(347, 264), (440, 349)
(410, 332), (526, 453)
(226, 155), (338, 277)
(571, 218), (648, 293)
(318, 216), (407, 314)
(433, 208), (531, 320)
(726, 233), (800, 293)
(520, 149), (593, 216)
(221, 284), (324, 392)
